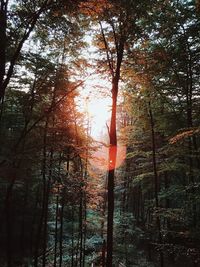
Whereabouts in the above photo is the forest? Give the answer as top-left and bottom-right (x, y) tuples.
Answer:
(0, 0), (200, 266)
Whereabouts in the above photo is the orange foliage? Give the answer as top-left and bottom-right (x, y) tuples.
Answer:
(79, 0), (111, 17)
(169, 128), (200, 144)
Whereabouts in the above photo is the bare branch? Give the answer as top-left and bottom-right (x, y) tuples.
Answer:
(99, 21), (114, 77)
(110, 19), (119, 57)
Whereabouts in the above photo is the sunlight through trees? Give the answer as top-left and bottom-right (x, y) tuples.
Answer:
(0, 1), (200, 267)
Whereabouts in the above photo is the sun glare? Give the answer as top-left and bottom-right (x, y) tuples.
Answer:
(78, 75), (127, 171)
(87, 97), (111, 138)
(89, 144), (126, 171)
(78, 75), (112, 139)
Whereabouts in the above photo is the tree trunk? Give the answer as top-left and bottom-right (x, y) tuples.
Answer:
(42, 147), (53, 267)
(71, 207), (75, 267)
(106, 79), (118, 267)
(149, 102), (164, 267)
(102, 239), (106, 267)
(30, 187), (40, 256)
(34, 119), (48, 267)
(5, 186), (13, 267)
(79, 188), (83, 267)
(54, 194), (59, 267)
(0, 1), (7, 106)
(59, 152), (65, 267)
(59, 189), (65, 267)
(20, 182), (29, 259)
(185, 33), (197, 228)
(82, 190), (87, 267)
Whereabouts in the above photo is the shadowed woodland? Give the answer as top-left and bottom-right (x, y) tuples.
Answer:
(1, 0), (200, 266)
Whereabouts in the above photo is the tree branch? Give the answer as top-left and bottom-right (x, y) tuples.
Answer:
(1, 0), (52, 100)
(99, 21), (114, 77)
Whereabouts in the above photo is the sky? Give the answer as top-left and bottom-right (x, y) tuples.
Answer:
(77, 74), (112, 139)
(77, 28), (113, 140)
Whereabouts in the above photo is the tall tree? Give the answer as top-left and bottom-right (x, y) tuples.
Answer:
(92, 1), (155, 265)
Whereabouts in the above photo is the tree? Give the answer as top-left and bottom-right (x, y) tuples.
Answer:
(91, 1), (155, 265)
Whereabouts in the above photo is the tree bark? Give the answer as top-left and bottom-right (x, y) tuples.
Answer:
(79, 187), (83, 267)
(71, 207), (75, 267)
(106, 79), (118, 267)
(0, 0), (7, 106)
(34, 119), (48, 267)
(59, 189), (65, 267)
(54, 194), (59, 267)
(149, 102), (164, 267)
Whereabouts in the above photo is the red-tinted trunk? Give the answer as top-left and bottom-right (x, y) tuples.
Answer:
(106, 80), (118, 267)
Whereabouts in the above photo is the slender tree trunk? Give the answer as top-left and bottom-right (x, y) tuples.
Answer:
(59, 189), (65, 267)
(34, 188), (45, 267)
(184, 35), (198, 228)
(42, 147), (53, 267)
(164, 173), (170, 229)
(82, 131), (89, 267)
(34, 119), (48, 267)
(99, 19), (125, 267)
(0, 0), (7, 111)
(5, 183), (13, 267)
(79, 188), (83, 267)
(102, 239), (106, 267)
(4, 169), (20, 267)
(71, 207), (75, 267)
(30, 187), (40, 256)
(101, 179), (107, 267)
(106, 79), (118, 267)
(186, 97), (197, 228)
(82, 190), (87, 267)
(20, 183), (29, 259)
(149, 102), (164, 267)
(59, 152), (65, 267)
(54, 194), (59, 267)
